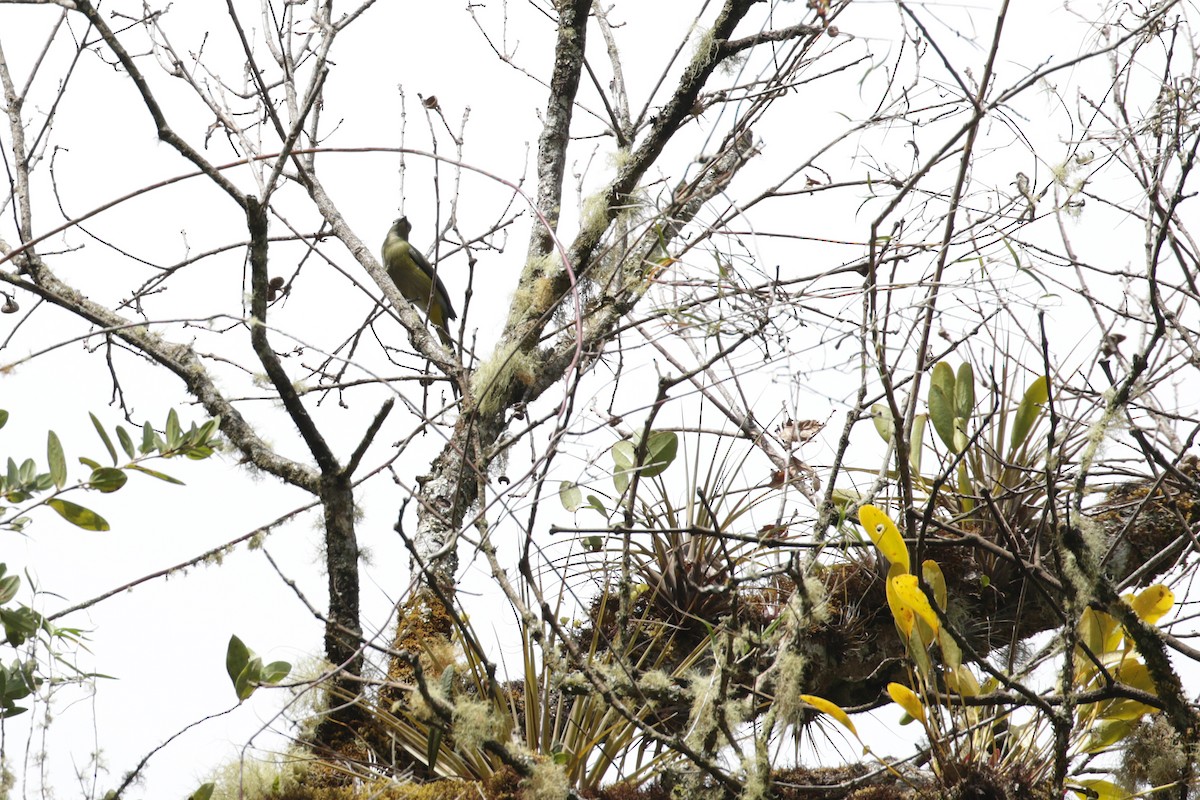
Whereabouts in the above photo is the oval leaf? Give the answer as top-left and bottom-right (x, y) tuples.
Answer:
(857, 505), (909, 573)
(126, 464), (185, 485)
(640, 430), (678, 478)
(188, 783), (216, 800)
(799, 694), (858, 737)
(910, 413), (927, 474)
(89, 413), (118, 465)
(88, 467), (128, 494)
(46, 499), (110, 531)
(928, 385), (956, 451)
(1129, 584), (1174, 624)
(225, 635), (251, 689)
(954, 362), (975, 420)
(1009, 376), (1049, 452)
(1069, 779), (1129, 800)
(47, 432), (67, 490)
(559, 481), (583, 512)
(887, 682), (926, 725)
(116, 426), (137, 460)
(871, 404), (893, 443)
(921, 560), (947, 611)
(886, 563), (916, 637)
(890, 573), (940, 635)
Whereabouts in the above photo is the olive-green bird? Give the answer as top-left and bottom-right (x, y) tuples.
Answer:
(381, 217), (456, 347)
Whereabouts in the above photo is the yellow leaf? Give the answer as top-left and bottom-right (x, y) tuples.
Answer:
(1129, 584), (1174, 624)
(890, 573), (940, 635)
(887, 682), (926, 725)
(921, 560), (947, 610)
(1083, 718), (1135, 753)
(858, 504), (910, 573)
(938, 627), (962, 671)
(945, 665), (979, 698)
(1079, 607), (1120, 658)
(1069, 778), (1130, 800)
(885, 563), (916, 637)
(799, 694), (858, 738)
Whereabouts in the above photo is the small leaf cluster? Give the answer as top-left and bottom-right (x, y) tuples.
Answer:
(560, 429), (680, 539)
(225, 635), (291, 702)
(0, 565), (48, 718)
(1, 408), (221, 533)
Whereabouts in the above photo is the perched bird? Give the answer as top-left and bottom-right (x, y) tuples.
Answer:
(381, 217), (456, 347)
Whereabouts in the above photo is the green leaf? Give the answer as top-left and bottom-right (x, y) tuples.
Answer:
(0, 574), (20, 605)
(236, 656), (263, 701)
(952, 417), (969, 454)
(47, 432), (66, 490)
(184, 445), (214, 461)
(141, 421), (156, 455)
(586, 495), (606, 518)
(166, 409), (182, 450)
(0, 607), (44, 646)
(126, 464), (185, 485)
(559, 481), (582, 512)
(17, 459), (34, 485)
(89, 413), (118, 465)
(0, 410), (8, 430)
(612, 440), (635, 494)
(196, 416), (221, 444)
(830, 488), (861, 511)
(46, 499), (110, 531)
(611, 440), (635, 470)
(88, 467), (128, 494)
(5, 458), (16, 489)
(640, 430), (678, 478)
(954, 363), (975, 420)
(1010, 376), (1049, 452)
(78, 457), (101, 471)
(931, 361), (955, 400)
(187, 782), (216, 800)
(225, 635), (251, 697)
(259, 660), (291, 685)
(871, 403), (893, 443)
(910, 414), (927, 475)
(116, 426), (136, 460)
(928, 385), (956, 451)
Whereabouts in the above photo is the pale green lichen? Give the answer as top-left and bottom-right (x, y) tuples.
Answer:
(637, 669), (673, 695)
(524, 755), (570, 800)
(683, 668), (720, 753)
(768, 651), (809, 727)
(739, 749), (770, 800)
(1118, 713), (1192, 791)
(452, 697), (506, 755)
(470, 340), (524, 418)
